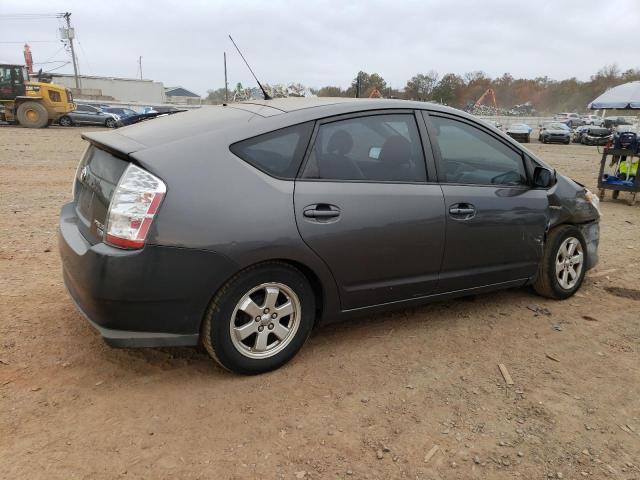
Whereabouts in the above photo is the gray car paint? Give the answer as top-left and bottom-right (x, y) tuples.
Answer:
(72, 98), (599, 338)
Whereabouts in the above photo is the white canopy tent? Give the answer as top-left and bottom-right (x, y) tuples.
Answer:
(588, 81), (640, 109)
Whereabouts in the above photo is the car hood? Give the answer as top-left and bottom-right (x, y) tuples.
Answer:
(545, 129), (570, 134)
(508, 127), (529, 133)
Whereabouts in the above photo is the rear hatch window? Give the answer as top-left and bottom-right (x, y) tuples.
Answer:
(73, 145), (128, 244)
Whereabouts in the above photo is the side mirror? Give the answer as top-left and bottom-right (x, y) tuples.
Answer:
(533, 166), (555, 188)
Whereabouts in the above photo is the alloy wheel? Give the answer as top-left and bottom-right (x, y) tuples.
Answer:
(555, 237), (583, 290)
(229, 282), (301, 359)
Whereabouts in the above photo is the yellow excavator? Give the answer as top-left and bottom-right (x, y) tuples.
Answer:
(0, 63), (75, 128)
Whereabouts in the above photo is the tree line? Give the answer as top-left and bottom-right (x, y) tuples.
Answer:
(205, 65), (640, 113)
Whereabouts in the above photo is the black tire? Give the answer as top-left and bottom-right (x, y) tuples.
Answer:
(564, 139), (570, 145)
(58, 115), (73, 127)
(202, 262), (316, 374)
(105, 117), (116, 128)
(542, 137), (547, 144)
(533, 225), (587, 300)
(16, 101), (49, 128)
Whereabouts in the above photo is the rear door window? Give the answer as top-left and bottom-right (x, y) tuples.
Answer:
(230, 122), (313, 179)
(302, 113), (427, 182)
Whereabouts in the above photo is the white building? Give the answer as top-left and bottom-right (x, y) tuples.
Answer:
(48, 73), (166, 104)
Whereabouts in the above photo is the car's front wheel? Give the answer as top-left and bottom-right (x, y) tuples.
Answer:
(202, 262), (315, 374)
(533, 225), (587, 299)
(105, 117), (116, 128)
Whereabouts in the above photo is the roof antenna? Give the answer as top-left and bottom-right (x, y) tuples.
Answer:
(228, 34), (271, 100)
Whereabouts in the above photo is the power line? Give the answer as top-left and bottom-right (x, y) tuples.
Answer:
(0, 40), (60, 44)
(44, 61), (71, 72)
(0, 14), (61, 20)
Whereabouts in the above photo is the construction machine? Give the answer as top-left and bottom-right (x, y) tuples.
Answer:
(474, 88), (498, 109)
(0, 63), (75, 128)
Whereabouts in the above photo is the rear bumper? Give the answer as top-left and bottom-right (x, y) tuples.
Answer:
(583, 136), (610, 146)
(58, 202), (238, 347)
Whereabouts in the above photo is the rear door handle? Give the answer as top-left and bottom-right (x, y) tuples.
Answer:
(449, 203), (476, 219)
(303, 204), (340, 220)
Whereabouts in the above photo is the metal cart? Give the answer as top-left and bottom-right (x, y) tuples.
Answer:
(597, 148), (639, 206)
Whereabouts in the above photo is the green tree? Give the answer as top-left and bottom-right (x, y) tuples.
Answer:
(347, 71), (388, 97)
(205, 88), (228, 104)
(404, 71), (438, 101)
(317, 86), (343, 97)
(431, 73), (465, 106)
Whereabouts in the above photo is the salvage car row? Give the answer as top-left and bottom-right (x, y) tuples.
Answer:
(500, 121), (635, 146)
(56, 103), (186, 128)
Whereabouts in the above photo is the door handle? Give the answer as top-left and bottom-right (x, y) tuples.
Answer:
(448, 203), (476, 219)
(303, 204), (340, 220)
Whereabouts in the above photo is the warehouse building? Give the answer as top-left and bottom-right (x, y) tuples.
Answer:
(165, 86), (202, 105)
(47, 73), (166, 104)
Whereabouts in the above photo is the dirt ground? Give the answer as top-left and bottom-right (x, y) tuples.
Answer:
(1, 125), (639, 480)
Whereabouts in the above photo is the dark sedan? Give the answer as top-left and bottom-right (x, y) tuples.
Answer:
(58, 103), (119, 128)
(539, 122), (571, 144)
(59, 98), (600, 374)
(580, 126), (613, 146)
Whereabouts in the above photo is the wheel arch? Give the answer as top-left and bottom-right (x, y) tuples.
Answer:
(200, 257), (329, 334)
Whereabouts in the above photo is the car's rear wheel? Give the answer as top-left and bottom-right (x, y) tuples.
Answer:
(533, 225), (587, 300)
(202, 262), (315, 374)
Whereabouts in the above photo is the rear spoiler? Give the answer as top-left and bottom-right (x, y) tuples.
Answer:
(81, 131), (147, 159)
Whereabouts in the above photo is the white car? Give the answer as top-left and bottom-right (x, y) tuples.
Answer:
(581, 114), (604, 126)
(554, 112), (584, 128)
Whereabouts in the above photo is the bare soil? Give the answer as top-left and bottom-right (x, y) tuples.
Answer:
(1, 126), (639, 480)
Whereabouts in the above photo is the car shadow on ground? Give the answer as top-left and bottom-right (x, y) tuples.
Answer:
(74, 286), (540, 380)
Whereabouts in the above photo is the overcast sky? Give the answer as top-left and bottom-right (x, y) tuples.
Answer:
(1, 0), (638, 96)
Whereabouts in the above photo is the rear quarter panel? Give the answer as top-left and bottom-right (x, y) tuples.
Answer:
(131, 132), (341, 322)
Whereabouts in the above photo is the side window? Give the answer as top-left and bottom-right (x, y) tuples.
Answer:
(302, 114), (426, 182)
(76, 105), (90, 112)
(230, 122), (313, 179)
(429, 115), (527, 186)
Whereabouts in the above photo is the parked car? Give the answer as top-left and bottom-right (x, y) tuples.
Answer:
(572, 125), (589, 143)
(506, 123), (532, 143)
(115, 108), (186, 127)
(102, 107), (138, 118)
(539, 122), (571, 144)
(554, 112), (583, 128)
(59, 98), (600, 374)
(581, 114), (604, 126)
(58, 103), (119, 128)
(580, 126), (613, 146)
(603, 116), (632, 129)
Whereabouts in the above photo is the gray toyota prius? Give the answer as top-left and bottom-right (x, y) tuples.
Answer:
(59, 97), (600, 374)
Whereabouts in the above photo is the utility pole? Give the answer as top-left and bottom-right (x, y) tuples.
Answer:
(224, 52), (228, 103)
(62, 12), (80, 89)
(139, 56), (143, 80)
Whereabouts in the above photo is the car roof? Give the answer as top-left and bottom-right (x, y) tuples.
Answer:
(84, 97), (533, 160)
(232, 97), (455, 116)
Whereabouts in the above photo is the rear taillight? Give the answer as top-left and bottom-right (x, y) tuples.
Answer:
(105, 164), (166, 249)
